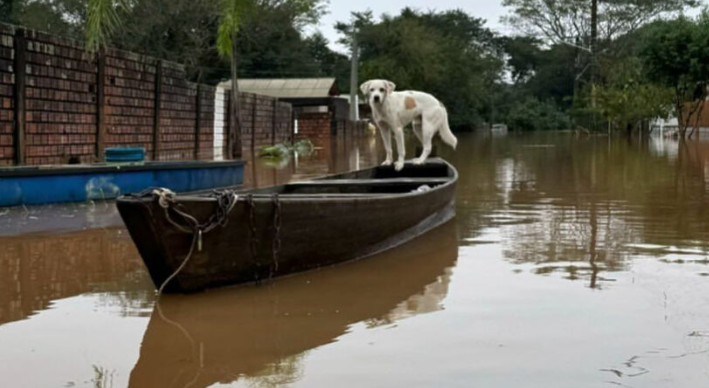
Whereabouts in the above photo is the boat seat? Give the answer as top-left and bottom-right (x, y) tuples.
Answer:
(291, 177), (450, 186)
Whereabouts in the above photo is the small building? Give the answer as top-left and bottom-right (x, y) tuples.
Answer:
(219, 78), (359, 147)
(651, 99), (709, 138)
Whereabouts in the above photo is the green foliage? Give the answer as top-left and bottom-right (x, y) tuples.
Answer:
(217, 0), (325, 58)
(640, 14), (709, 131)
(111, 0), (220, 81)
(500, 36), (542, 85)
(501, 0), (699, 133)
(4, 0), (334, 84)
(86, 0), (128, 53)
(3, 0), (85, 38)
(259, 140), (314, 158)
(216, 0), (250, 59)
(507, 97), (571, 131)
(595, 57), (673, 131)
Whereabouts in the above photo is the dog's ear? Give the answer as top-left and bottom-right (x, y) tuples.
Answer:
(385, 81), (396, 94)
(360, 81), (372, 96)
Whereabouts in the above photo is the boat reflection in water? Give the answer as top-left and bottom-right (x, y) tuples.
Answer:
(128, 221), (458, 388)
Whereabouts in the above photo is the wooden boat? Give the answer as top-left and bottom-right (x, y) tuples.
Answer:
(116, 158), (458, 293)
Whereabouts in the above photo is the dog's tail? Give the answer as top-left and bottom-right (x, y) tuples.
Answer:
(439, 107), (458, 150)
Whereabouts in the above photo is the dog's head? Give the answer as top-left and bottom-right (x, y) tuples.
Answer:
(360, 79), (396, 105)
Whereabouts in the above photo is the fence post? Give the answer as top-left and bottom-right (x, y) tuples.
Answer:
(96, 50), (106, 161)
(251, 95), (257, 152)
(193, 84), (201, 159)
(13, 28), (26, 165)
(226, 92), (232, 159)
(291, 109), (296, 144)
(272, 98), (278, 145)
(152, 60), (163, 160)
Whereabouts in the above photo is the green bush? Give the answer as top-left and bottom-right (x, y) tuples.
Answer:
(507, 98), (571, 131)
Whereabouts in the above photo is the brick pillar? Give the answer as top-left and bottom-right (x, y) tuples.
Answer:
(13, 28), (26, 165)
(152, 60), (163, 160)
(96, 50), (106, 161)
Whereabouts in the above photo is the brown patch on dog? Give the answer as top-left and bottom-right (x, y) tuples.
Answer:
(405, 97), (417, 110)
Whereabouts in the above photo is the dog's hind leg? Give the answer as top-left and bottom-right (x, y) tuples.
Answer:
(413, 116), (436, 165)
(412, 117), (423, 144)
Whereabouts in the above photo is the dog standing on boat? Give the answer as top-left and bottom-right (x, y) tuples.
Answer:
(360, 79), (458, 171)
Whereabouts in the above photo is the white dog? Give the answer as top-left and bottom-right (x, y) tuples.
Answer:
(360, 79), (457, 171)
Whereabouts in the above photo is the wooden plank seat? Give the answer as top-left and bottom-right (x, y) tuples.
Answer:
(280, 178), (449, 195)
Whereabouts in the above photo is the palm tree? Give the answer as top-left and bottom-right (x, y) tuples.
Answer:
(85, 0), (127, 54)
(216, 0), (253, 159)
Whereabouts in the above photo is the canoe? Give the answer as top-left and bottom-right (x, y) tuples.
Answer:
(116, 158), (458, 293)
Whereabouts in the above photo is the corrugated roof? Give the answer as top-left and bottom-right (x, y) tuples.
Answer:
(219, 78), (337, 98)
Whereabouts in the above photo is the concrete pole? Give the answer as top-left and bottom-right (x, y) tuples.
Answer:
(349, 32), (359, 121)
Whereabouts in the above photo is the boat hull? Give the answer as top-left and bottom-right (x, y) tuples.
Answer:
(0, 160), (244, 207)
(117, 160), (457, 293)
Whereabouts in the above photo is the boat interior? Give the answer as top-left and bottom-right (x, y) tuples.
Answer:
(244, 162), (454, 196)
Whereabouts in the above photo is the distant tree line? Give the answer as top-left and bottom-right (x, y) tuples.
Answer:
(1, 0), (708, 133)
(501, 0), (707, 135)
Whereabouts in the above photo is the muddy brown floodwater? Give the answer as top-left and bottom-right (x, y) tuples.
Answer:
(2, 132), (709, 388)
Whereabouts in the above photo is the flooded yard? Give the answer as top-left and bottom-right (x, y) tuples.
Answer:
(2, 132), (709, 387)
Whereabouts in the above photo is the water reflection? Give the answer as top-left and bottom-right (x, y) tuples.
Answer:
(128, 221), (457, 388)
(448, 133), (709, 288)
(243, 134), (382, 189)
(0, 228), (152, 327)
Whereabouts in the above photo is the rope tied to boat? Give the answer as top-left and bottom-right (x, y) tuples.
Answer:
(151, 188), (239, 294)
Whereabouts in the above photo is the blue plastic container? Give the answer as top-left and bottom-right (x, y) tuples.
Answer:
(105, 147), (146, 163)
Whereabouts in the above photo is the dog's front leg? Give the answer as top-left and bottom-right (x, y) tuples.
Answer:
(379, 125), (393, 166)
(393, 127), (405, 171)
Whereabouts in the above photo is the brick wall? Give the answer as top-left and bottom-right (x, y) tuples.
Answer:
(296, 112), (331, 147)
(0, 23), (293, 166)
(232, 90), (293, 152)
(296, 112), (367, 149)
(104, 50), (156, 158)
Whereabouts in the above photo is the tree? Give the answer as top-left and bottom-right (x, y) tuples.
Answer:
(595, 57), (673, 134)
(86, 0), (128, 53)
(2, 0), (86, 37)
(500, 36), (542, 85)
(110, 0), (220, 82)
(503, 0), (698, 130)
(507, 97), (571, 131)
(640, 15), (709, 137)
(502, 0), (698, 48)
(305, 33), (350, 92)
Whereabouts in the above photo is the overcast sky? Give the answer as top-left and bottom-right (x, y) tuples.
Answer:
(316, 0), (509, 52)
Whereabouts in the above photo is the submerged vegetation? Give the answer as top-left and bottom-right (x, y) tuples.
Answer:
(259, 140), (315, 159)
(1, 0), (707, 134)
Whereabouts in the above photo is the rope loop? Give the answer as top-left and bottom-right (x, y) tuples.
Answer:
(149, 188), (239, 294)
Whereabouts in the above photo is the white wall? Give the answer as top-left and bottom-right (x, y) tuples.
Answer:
(213, 87), (227, 161)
